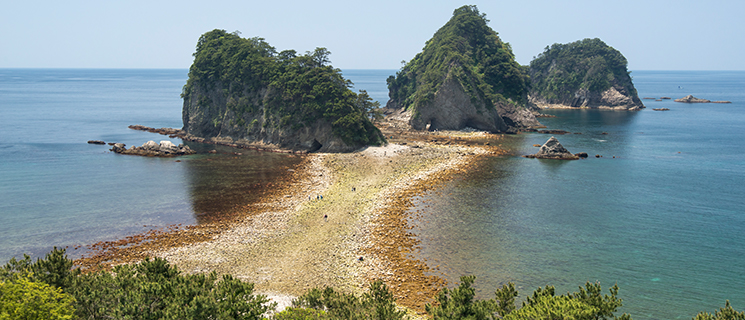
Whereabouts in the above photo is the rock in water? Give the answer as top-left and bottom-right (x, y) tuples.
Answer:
(141, 140), (160, 151)
(674, 95), (711, 103)
(159, 140), (179, 154)
(110, 143), (127, 153)
(525, 136), (579, 160)
(111, 141), (195, 157)
(384, 5), (540, 133)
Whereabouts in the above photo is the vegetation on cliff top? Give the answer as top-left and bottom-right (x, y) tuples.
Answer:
(529, 38), (637, 103)
(386, 5), (530, 113)
(181, 29), (384, 148)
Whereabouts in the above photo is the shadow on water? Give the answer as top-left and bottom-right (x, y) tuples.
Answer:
(181, 142), (304, 224)
(535, 158), (572, 170)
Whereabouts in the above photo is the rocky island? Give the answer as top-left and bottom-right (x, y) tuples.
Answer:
(674, 95), (731, 103)
(528, 38), (644, 110)
(110, 140), (195, 156)
(384, 5), (541, 133)
(524, 136), (584, 160)
(181, 30), (385, 153)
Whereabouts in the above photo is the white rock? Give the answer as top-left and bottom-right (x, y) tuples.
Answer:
(142, 140), (159, 151)
(159, 140), (179, 153)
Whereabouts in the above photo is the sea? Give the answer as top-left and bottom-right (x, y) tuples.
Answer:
(1, 68), (743, 319)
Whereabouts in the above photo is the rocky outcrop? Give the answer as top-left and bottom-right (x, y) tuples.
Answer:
(181, 29), (384, 153)
(524, 136), (580, 160)
(110, 140), (196, 157)
(528, 38), (644, 111)
(403, 74), (509, 132)
(674, 95), (710, 103)
(673, 95), (731, 104)
(128, 125), (185, 137)
(385, 72), (541, 133)
(385, 6), (541, 133)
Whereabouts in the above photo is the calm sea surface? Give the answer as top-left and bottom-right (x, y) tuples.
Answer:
(0, 69), (302, 261)
(407, 71), (745, 319)
(1, 69), (743, 319)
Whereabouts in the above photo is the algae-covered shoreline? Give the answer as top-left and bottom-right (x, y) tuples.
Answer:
(75, 128), (508, 314)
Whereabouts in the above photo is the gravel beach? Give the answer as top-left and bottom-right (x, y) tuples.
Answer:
(76, 129), (508, 315)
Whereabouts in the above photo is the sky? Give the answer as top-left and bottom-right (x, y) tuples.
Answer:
(2, 0), (743, 70)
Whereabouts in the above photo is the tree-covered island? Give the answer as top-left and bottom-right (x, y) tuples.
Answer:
(528, 38), (644, 110)
(181, 30), (385, 153)
(385, 5), (541, 133)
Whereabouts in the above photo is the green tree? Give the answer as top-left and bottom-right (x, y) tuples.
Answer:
(693, 301), (745, 320)
(355, 90), (383, 123)
(0, 275), (76, 320)
(69, 257), (272, 320)
(0, 247), (79, 291)
(426, 275), (500, 320)
(426, 277), (631, 320)
(290, 280), (407, 320)
(309, 47), (331, 68)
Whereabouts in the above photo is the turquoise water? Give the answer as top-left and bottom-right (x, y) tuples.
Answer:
(410, 71), (745, 319)
(0, 69), (302, 261)
(1, 69), (743, 319)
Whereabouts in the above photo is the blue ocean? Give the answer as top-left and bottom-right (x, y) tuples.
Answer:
(0, 69), (302, 261)
(1, 69), (743, 319)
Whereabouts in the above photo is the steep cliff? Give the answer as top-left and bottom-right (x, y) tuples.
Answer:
(181, 30), (385, 152)
(528, 38), (644, 110)
(385, 5), (540, 132)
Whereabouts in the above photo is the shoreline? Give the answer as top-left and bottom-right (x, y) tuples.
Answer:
(75, 128), (508, 314)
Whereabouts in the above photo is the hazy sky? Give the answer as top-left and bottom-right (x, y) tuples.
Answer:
(2, 0), (743, 70)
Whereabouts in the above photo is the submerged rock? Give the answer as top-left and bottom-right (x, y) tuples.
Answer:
(524, 136), (580, 160)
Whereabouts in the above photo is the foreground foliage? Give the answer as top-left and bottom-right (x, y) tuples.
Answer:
(2, 249), (743, 319)
(275, 280), (407, 320)
(2, 248), (271, 319)
(0, 275), (75, 320)
(425, 275), (630, 320)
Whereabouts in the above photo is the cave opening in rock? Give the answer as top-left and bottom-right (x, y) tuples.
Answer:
(426, 118), (438, 131)
(309, 139), (322, 152)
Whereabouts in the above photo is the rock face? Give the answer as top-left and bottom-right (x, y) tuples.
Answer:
(404, 75), (510, 132)
(528, 38), (644, 111)
(524, 136), (580, 160)
(181, 30), (384, 153)
(385, 6), (540, 133)
(111, 141), (196, 157)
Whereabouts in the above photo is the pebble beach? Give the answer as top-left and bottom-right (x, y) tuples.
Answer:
(75, 128), (508, 314)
